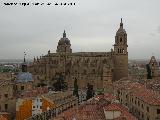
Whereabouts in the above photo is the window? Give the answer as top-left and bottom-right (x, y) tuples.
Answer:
(147, 106), (149, 112)
(4, 94), (8, 98)
(142, 113), (144, 118)
(120, 38), (122, 42)
(33, 106), (35, 108)
(157, 109), (160, 114)
(126, 94), (128, 98)
(21, 86), (24, 90)
(122, 49), (125, 53)
(135, 100), (137, 105)
(5, 104), (8, 110)
(141, 104), (144, 109)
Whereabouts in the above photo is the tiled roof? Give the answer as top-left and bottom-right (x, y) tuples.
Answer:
(18, 87), (48, 98)
(131, 86), (160, 105)
(104, 103), (122, 111)
(53, 103), (106, 120)
(115, 80), (160, 105)
(104, 103), (137, 120)
(0, 114), (7, 120)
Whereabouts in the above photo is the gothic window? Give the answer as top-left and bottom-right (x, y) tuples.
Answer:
(120, 38), (122, 42)
(122, 49), (125, 53)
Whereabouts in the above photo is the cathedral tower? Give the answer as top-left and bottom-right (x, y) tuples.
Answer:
(149, 56), (159, 79)
(56, 30), (72, 53)
(113, 19), (128, 81)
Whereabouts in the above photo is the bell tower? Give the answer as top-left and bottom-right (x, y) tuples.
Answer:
(113, 18), (128, 81)
(149, 56), (159, 79)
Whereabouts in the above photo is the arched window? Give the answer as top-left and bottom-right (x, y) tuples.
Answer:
(120, 38), (122, 42)
(122, 49), (125, 53)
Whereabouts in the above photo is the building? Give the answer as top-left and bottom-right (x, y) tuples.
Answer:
(28, 19), (128, 90)
(114, 78), (160, 120)
(14, 57), (35, 98)
(16, 95), (55, 120)
(149, 56), (160, 79)
(0, 80), (16, 119)
(26, 91), (78, 120)
(52, 94), (136, 120)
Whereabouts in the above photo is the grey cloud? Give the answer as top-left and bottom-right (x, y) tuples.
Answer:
(0, 0), (160, 59)
(158, 26), (160, 34)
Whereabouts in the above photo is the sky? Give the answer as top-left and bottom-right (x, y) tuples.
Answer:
(0, 0), (160, 60)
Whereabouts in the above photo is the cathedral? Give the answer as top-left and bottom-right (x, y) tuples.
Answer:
(28, 19), (128, 90)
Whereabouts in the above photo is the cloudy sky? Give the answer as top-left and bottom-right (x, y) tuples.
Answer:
(0, 0), (160, 60)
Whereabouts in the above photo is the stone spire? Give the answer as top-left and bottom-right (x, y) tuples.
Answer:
(63, 30), (66, 38)
(120, 18), (123, 28)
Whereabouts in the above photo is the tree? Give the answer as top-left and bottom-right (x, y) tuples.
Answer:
(86, 83), (95, 100)
(53, 73), (67, 91)
(73, 78), (79, 98)
(146, 64), (152, 79)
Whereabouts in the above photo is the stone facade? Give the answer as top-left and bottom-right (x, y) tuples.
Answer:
(0, 80), (16, 119)
(28, 19), (128, 90)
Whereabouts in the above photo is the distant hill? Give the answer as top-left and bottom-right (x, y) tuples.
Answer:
(0, 59), (33, 64)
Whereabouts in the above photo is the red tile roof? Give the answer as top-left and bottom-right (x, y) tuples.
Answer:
(131, 86), (160, 105)
(104, 103), (137, 120)
(0, 115), (7, 120)
(115, 80), (160, 105)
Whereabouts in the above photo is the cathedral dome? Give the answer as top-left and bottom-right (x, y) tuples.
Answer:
(15, 72), (33, 83)
(58, 30), (71, 45)
(59, 37), (70, 45)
